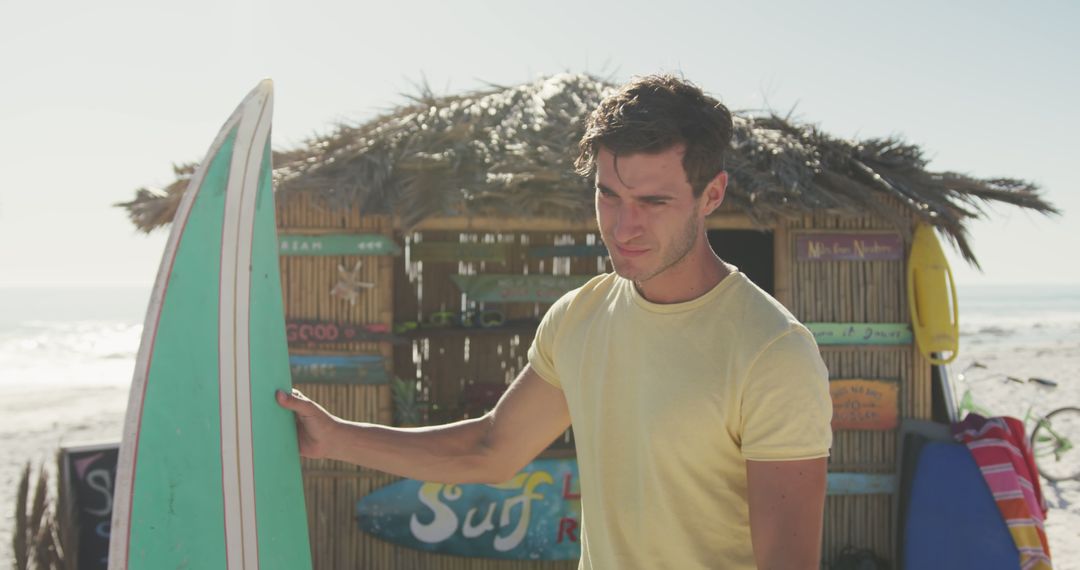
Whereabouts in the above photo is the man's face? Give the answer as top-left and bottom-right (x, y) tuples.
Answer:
(594, 145), (707, 284)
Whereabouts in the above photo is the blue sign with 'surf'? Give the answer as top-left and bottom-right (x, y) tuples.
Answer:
(356, 458), (582, 560)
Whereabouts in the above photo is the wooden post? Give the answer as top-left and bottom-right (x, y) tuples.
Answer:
(378, 216), (396, 426)
(773, 223), (792, 308)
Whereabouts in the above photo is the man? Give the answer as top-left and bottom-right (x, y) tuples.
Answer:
(276, 74), (833, 569)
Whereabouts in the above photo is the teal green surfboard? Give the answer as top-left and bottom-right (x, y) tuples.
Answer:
(109, 81), (312, 569)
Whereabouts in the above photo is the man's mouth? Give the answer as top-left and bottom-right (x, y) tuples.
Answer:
(614, 244), (649, 257)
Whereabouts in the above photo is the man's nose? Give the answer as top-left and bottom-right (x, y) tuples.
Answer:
(613, 203), (644, 243)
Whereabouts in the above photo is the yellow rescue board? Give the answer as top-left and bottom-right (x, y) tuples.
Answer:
(907, 224), (959, 364)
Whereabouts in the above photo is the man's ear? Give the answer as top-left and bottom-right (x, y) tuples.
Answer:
(701, 171), (728, 216)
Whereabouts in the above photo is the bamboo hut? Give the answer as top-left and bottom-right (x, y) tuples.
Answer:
(119, 73), (1057, 569)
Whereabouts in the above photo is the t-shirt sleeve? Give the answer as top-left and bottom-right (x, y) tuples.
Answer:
(526, 292), (573, 390)
(739, 326), (833, 461)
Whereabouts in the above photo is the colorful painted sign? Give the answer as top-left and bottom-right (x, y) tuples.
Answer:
(528, 245), (608, 258)
(807, 322), (913, 345)
(289, 354), (389, 385)
(279, 234), (401, 256)
(829, 379), (900, 430)
(286, 319), (404, 346)
(356, 458), (582, 560)
(449, 274), (593, 303)
(795, 232), (903, 261)
(827, 473), (896, 495)
(411, 242), (509, 263)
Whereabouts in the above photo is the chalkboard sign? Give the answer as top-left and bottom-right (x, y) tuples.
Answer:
(60, 442), (119, 570)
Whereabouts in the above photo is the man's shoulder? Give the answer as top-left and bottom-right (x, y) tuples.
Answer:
(550, 272), (620, 312)
(721, 274), (810, 349)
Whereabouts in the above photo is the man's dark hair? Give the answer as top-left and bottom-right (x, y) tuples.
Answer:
(575, 74), (733, 196)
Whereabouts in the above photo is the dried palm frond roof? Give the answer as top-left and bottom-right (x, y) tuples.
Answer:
(118, 73), (1057, 266)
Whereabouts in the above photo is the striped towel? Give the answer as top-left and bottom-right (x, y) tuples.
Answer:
(953, 414), (1052, 570)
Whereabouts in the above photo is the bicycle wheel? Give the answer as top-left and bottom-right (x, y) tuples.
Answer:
(1030, 407), (1080, 482)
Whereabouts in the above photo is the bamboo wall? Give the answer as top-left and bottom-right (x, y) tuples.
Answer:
(783, 198), (931, 568)
(393, 230), (604, 437)
(278, 192), (931, 569)
(278, 193), (592, 568)
(277, 192), (400, 569)
(277, 191), (395, 431)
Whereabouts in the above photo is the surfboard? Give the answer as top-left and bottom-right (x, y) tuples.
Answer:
(109, 80), (312, 569)
(900, 440), (1018, 569)
(906, 224), (959, 364)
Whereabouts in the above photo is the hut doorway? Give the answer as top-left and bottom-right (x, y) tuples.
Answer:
(708, 230), (774, 294)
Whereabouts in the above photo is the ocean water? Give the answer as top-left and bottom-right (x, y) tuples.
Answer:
(0, 286), (149, 392)
(0, 283), (1076, 392)
(960, 284), (1080, 351)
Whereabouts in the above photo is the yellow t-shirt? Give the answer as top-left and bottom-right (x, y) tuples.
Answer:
(528, 271), (832, 569)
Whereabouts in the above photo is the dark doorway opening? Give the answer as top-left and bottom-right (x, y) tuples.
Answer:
(707, 230), (774, 295)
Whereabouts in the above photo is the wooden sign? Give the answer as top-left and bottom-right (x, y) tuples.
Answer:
(826, 473), (896, 495)
(279, 234), (401, 256)
(830, 379), (900, 430)
(528, 244), (608, 258)
(795, 232), (903, 261)
(807, 322), (913, 345)
(289, 354), (389, 385)
(411, 242), (509, 263)
(356, 458), (582, 560)
(285, 319), (404, 346)
(449, 274), (593, 303)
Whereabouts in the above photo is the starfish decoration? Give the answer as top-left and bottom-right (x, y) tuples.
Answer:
(330, 261), (375, 306)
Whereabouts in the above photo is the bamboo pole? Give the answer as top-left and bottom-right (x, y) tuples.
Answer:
(772, 223), (792, 309)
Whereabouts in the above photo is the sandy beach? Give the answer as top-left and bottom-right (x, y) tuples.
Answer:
(0, 384), (128, 565)
(1, 285), (1077, 568)
(956, 339), (1080, 568)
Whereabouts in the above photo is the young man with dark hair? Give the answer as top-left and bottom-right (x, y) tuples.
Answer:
(277, 74), (833, 569)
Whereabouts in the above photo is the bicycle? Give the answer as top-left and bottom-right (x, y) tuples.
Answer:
(954, 361), (1080, 482)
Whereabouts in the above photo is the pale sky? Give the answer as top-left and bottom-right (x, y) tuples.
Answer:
(1, 0), (1076, 287)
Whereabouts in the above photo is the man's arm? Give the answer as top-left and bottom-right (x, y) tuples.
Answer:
(746, 457), (828, 570)
(275, 364), (570, 485)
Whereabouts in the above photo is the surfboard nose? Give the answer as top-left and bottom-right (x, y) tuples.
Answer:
(241, 79), (274, 110)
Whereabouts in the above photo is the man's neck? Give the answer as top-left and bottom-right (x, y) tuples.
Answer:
(633, 247), (733, 304)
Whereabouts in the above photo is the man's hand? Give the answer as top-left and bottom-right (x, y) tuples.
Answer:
(275, 389), (343, 460)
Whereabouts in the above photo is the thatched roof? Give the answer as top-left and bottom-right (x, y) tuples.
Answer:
(118, 73), (1057, 266)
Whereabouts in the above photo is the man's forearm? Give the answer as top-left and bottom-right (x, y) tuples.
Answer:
(282, 367), (570, 485)
(746, 458), (828, 570)
(328, 416), (508, 484)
